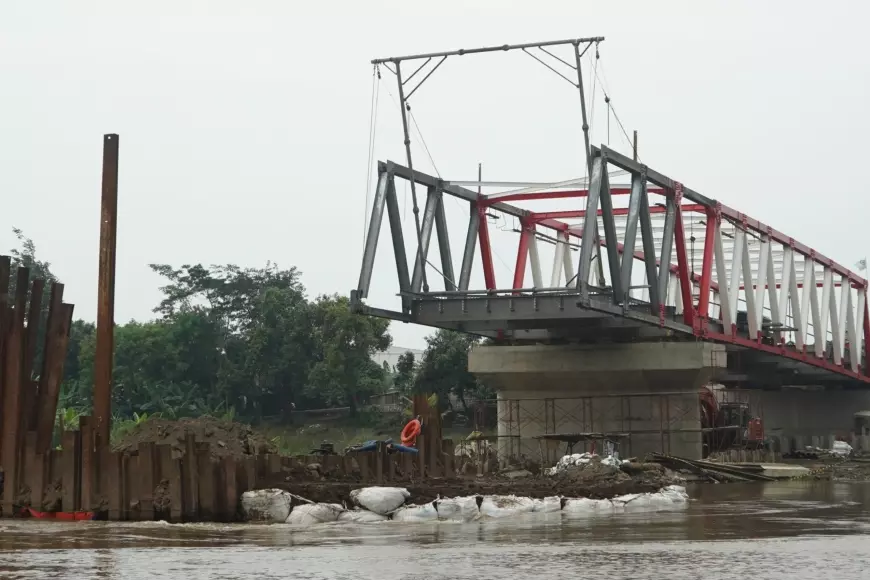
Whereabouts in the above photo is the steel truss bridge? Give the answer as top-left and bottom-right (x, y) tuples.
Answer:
(351, 37), (870, 390)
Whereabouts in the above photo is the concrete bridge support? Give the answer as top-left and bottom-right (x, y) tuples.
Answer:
(760, 389), (870, 446)
(468, 342), (727, 464)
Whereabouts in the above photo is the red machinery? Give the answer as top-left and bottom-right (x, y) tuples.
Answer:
(699, 387), (764, 457)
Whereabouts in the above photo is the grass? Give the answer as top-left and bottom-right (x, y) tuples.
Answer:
(259, 425), (384, 455)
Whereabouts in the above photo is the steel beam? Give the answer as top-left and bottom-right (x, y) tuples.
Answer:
(433, 192), (456, 291)
(576, 156), (604, 299)
(94, 133), (119, 444)
(411, 186), (440, 293)
(372, 37), (605, 64)
(385, 175), (412, 305)
(357, 170), (390, 298)
(597, 161), (622, 303)
(458, 205), (480, 291)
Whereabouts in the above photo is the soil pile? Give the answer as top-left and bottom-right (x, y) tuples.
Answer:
(113, 416), (276, 459)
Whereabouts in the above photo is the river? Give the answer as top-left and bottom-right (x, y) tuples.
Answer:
(2, 481), (869, 579)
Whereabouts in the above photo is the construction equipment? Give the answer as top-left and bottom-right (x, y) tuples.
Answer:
(699, 387), (764, 457)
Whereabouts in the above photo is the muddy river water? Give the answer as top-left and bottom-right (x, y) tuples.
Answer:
(2, 481), (870, 579)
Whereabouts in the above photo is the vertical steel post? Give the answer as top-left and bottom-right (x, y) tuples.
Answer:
(395, 61), (430, 293)
(573, 42), (605, 287)
(94, 134), (119, 445)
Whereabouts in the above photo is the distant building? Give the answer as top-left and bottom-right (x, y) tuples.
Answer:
(371, 345), (423, 371)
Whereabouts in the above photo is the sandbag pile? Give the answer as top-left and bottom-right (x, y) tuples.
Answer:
(547, 452), (628, 475)
(240, 485), (689, 525)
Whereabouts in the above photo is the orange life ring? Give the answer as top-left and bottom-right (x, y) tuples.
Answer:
(401, 418), (422, 446)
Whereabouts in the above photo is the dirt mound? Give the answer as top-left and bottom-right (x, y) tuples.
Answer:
(554, 458), (631, 485)
(113, 416), (276, 459)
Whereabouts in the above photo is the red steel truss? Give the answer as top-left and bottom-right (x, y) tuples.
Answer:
(353, 145), (870, 386)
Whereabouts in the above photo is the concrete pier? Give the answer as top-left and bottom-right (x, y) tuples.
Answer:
(760, 388), (870, 440)
(469, 342), (727, 462)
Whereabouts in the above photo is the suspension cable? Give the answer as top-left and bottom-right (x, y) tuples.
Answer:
(362, 65), (381, 246)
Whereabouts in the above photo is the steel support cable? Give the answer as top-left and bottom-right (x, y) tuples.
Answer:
(591, 45), (635, 158)
(362, 65), (381, 246)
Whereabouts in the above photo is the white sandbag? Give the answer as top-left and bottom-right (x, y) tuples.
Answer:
(285, 503), (344, 525)
(532, 496), (563, 513)
(661, 485), (688, 503)
(435, 496), (480, 522)
(647, 492), (677, 509)
(479, 495), (538, 519)
(619, 493), (652, 510)
(349, 486), (411, 515)
(240, 489), (293, 523)
(336, 509), (389, 524)
(391, 502), (439, 522)
(832, 440), (853, 456)
(563, 497), (613, 513)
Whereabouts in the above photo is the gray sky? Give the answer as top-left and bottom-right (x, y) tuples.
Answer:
(2, 0), (868, 350)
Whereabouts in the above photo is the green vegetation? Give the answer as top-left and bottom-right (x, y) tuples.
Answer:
(10, 230), (493, 432)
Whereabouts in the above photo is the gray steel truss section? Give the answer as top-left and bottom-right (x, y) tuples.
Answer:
(619, 170), (643, 302)
(576, 155), (605, 300)
(385, 175), (412, 310)
(411, 186), (440, 293)
(458, 205), (480, 291)
(658, 196), (677, 304)
(357, 170), (390, 299)
(597, 158), (622, 303)
(596, 145), (715, 208)
(636, 170), (661, 312)
(433, 191), (456, 291)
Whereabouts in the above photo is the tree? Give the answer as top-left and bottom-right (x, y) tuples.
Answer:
(306, 294), (391, 412)
(394, 351), (416, 393)
(414, 329), (492, 410)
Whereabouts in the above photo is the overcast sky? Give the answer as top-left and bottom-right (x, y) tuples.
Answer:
(2, 1), (868, 350)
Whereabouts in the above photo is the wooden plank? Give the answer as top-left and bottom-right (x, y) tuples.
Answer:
(416, 433), (427, 479)
(122, 454), (133, 521)
(183, 433), (199, 520)
(223, 456), (238, 522)
(359, 451), (370, 482)
(442, 439), (454, 478)
(402, 451), (414, 481)
(268, 454), (282, 477)
(103, 449), (123, 520)
(23, 278), (44, 380)
(60, 430), (81, 512)
(241, 456), (256, 492)
(0, 310), (24, 514)
(375, 443), (385, 484)
(35, 291), (70, 453)
(79, 416), (94, 510)
(343, 455), (355, 479)
(170, 458), (184, 522)
(137, 442), (156, 521)
(23, 432), (43, 509)
(156, 444), (173, 519)
(196, 443), (215, 521)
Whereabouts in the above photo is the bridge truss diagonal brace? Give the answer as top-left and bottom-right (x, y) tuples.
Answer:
(356, 167), (412, 313)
